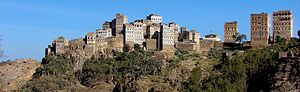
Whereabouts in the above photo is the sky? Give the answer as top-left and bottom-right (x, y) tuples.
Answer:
(0, 0), (299, 61)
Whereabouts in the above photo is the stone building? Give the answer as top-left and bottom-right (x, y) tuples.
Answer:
(180, 26), (187, 33)
(169, 22), (180, 43)
(199, 39), (214, 51)
(53, 36), (68, 55)
(251, 13), (270, 48)
(45, 36), (69, 56)
(179, 28), (200, 42)
(188, 30), (200, 43)
(224, 21), (238, 43)
(112, 13), (128, 36)
(106, 36), (124, 52)
(147, 24), (161, 39)
(273, 10), (294, 41)
(178, 26), (187, 41)
(145, 39), (157, 50)
(200, 34), (222, 51)
(85, 32), (97, 56)
(159, 24), (175, 50)
(146, 14), (163, 24)
(102, 21), (111, 30)
(145, 24), (161, 50)
(96, 28), (112, 38)
(175, 42), (200, 51)
(124, 22), (145, 47)
(133, 19), (151, 36)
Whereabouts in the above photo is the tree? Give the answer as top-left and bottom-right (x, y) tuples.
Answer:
(133, 44), (142, 51)
(232, 33), (247, 43)
(298, 30), (300, 38)
(123, 44), (131, 52)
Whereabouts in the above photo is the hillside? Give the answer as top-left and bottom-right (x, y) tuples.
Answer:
(3, 38), (299, 92)
(0, 58), (40, 91)
(19, 49), (217, 91)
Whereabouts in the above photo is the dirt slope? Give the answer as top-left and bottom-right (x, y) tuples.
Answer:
(0, 58), (40, 91)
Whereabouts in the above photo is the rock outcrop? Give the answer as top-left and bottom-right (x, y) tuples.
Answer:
(271, 57), (300, 92)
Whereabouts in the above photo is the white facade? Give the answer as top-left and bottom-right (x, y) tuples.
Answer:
(161, 25), (175, 45)
(96, 28), (112, 38)
(147, 14), (163, 24)
(203, 34), (221, 42)
(125, 22), (145, 45)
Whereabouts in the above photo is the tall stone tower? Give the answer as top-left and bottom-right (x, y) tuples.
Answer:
(112, 13), (128, 36)
(273, 10), (294, 41)
(85, 32), (96, 56)
(251, 13), (270, 48)
(224, 21), (238, 43)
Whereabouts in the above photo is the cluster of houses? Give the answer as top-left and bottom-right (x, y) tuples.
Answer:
(45, 10), (295, 57)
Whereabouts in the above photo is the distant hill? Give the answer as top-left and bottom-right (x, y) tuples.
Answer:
(0, 58), (40, 91)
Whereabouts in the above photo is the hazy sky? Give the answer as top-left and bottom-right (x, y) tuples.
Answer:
(0, 0), (299, 61)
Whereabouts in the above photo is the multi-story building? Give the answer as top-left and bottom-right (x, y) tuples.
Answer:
(85, 32), (97, 55)
(96, 28), (112, 38)
(178, 26), (188, 41)
(147, 24), (161, 39)
(45, 36), (69, 56)
(112, 13), (128, 36)
(273, 10), (294, 41)
(147, 14), (163, 24)
(189, 30), (200, 43)
(145, 23), (161, 50)
(134, 19), (150, 36)
(224, 21), (238, 43)
(124, 22), (145, 47)
(102, 21), (111, 30)
(159, 24), (175, 50)
(251, 13), (270, 48)
(180, 26), (187, 33)
(175, 29), (200, 51)
(169, 22), (180, 42)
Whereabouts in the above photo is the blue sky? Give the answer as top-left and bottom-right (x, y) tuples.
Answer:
(0, 0), (299, 61)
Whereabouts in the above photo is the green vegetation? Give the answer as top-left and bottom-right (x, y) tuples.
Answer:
(80, 50), (162, 91)
(21, 49), (163, 91)
(232, 32), (247, 43)
(184, 37), (300, 92)
(184, 48), (278, 92)
(298, 30), (300, 38)
(21, 55), (78, 91)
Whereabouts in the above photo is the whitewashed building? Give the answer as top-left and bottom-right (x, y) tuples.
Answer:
(96, 28), (112, 38)
(125, 22), (145, 46)
(147, 14), (163, 24)
(160, 24), (175, 50)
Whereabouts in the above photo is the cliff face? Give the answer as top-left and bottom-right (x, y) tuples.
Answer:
(271, 57), (300, 92)
(0, 59), (40, 91)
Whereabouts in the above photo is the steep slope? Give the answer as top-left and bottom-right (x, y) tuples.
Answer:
(0, 58), (40, 91)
